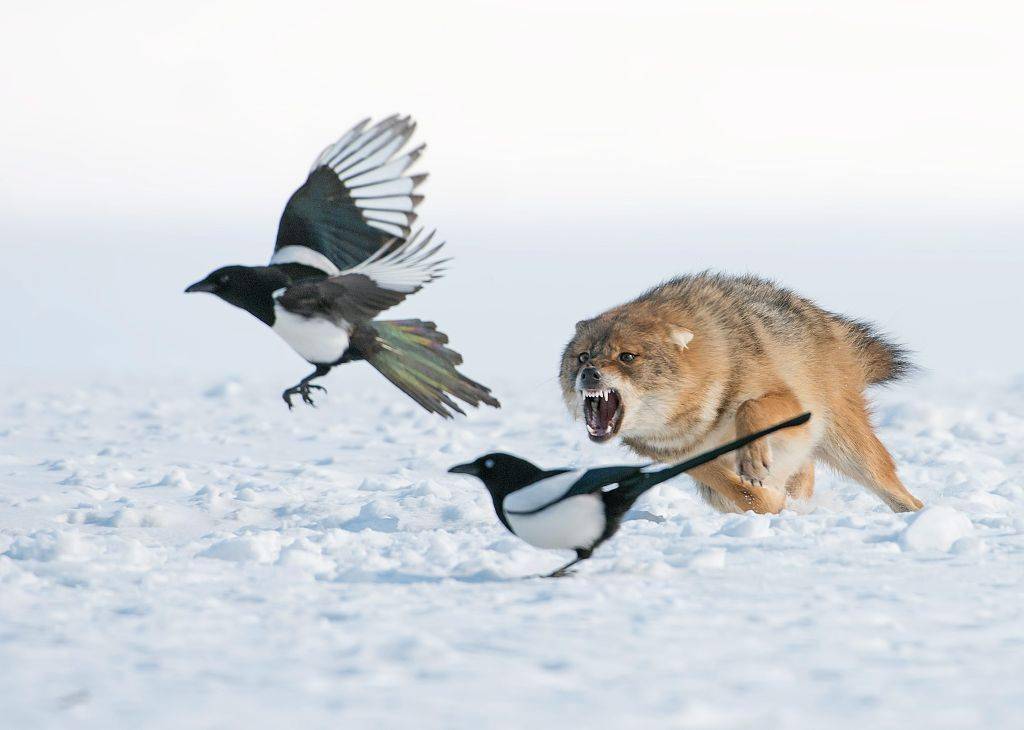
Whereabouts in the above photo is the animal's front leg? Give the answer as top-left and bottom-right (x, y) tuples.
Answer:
(734, 389), (810, 488)
(282, 364), (331, 409)
(688, 461), (787, 514)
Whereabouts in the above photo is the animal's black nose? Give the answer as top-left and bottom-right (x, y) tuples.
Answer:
(580, 367), (601, 389)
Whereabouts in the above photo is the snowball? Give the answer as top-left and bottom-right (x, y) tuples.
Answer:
(898, 506), (973, 552)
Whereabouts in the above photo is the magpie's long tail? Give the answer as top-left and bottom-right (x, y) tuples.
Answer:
(365, 319), (501, 419)
(619, 412), (812, 502)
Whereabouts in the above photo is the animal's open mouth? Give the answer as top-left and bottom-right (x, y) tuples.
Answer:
(581, 388), (623, 442)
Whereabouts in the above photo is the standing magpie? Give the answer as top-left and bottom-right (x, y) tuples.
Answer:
(185, 115), (500, 417)
(449, 412), (811, 576)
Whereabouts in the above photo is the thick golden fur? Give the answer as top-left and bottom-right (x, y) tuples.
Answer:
(559, 272), (923, 514)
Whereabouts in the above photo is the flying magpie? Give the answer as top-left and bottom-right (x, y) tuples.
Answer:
(449, 412), (811, 577)
(185, 115), (500, 417)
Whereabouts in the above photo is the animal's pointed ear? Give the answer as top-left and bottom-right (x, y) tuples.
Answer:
(672, 328), (694, 350)
(575, 319), (589, 331)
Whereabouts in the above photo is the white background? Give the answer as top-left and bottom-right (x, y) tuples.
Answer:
(2, 0), (1022, 381)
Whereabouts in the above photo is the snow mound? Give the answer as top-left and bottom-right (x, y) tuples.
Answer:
(203, 379), (243, 399)
(718, 513), (772, 538)
(4, 529), (93, 562)
(198, 533), (282, 563)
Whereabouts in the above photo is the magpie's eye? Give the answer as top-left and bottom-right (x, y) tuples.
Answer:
(483, 458), (495, 469)
(618, 352), (637, 363)
(577, 352), (590, 364)
(217, 274), (230, 286)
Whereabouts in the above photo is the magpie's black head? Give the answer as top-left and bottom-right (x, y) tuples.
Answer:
(448, 452), (545, 497)
(185, 265), (287, 325)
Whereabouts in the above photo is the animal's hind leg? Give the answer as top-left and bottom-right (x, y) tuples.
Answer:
(786, 461), (815, 501)
(820, 395), (923, 512)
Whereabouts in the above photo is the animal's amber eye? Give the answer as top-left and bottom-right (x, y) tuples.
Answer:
(618, 352), (636, 363)
(578, 352), (590, 364)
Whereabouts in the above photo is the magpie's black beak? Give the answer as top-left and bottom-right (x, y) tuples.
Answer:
(448, 462), (479, 476)
(185, 278), (217, 294)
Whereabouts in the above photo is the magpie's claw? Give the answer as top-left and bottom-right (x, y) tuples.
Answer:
(282, 383), (327, 410)
(544, 566), (578, 579)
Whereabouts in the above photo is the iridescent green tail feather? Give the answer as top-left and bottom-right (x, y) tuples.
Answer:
(367, 320), (500, 418)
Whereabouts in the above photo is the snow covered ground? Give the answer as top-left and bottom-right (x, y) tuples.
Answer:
(1, 371), (1021, 729)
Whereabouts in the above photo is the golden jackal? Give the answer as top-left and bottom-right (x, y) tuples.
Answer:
(559, 272), (923, 514)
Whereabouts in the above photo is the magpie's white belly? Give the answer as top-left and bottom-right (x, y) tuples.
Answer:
(504, 494), (606, 551)
(272, 306), (350, 364)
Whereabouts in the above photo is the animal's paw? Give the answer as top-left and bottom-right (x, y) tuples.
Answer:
(738, 438), (772, 488)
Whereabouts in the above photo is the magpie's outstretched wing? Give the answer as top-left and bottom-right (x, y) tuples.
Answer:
(276, 230), (447, 323)
(340, 228), (447, 295)
(271, 115), (426, 273)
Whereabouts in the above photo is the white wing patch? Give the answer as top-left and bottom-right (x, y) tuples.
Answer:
(269, 245), (341, 275)
(308, 115), (426, 239)
(340, 229), (447, 294)
(503, 471), (584, 513)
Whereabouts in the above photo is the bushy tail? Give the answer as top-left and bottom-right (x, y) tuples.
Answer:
(838, 316), (914, 385)
(366, 319), (500, 418)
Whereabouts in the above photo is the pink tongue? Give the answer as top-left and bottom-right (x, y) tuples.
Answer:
(587, 393), (619, 430)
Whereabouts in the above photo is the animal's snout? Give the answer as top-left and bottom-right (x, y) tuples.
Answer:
(580, 367), (602, 389)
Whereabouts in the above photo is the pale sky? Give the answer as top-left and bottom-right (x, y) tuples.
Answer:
(2, 1), (1021, 379)
(4, 1), (1023, 219)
